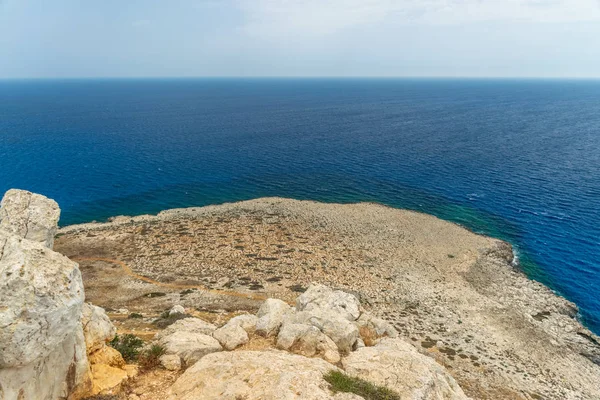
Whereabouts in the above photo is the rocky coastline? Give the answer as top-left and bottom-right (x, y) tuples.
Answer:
(2, 190), (600, 399)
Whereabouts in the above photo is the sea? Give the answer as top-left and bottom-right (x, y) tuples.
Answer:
(1, 78), (599, 333)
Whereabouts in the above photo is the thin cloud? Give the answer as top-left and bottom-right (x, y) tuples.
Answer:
(238, 0), (600, 37)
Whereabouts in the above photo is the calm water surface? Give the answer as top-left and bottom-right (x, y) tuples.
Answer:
(1, 78), (599, 332)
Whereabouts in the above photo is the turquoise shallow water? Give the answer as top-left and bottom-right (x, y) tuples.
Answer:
(0, 78), (599, 333)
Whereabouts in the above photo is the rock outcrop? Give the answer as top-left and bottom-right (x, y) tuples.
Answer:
(82, 303), (134, 396)
(154, 317), (222, 367)
(255, 298), (292, 337)
(0, 190), (91, 399)
(342, 338), (469, 400)
(168, 350), (341, 400)
(0, 188), (60, 249)
(0, 189), (130, 399)
(212, 322), (249, 350)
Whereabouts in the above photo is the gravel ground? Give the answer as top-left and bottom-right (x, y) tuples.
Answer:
(56, 198), (600, 400)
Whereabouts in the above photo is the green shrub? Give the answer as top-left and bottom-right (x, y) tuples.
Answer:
(109, 334), (144, 362)
(324, 370), (401, 400)
(138, 344), (166, 371)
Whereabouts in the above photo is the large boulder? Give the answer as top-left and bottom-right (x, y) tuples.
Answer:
(342, 338), (469, 400)
(82, 303), (133, 397)
(156, 330), (223, 367)
(213, 322), (249, 350)
(227, 314), (258, 334)
(297, 284), (361, 321)
(155, 317), (217, 339)
(354, 312), (398, 346)
(276, 323), (340, 364)
(168, 350), (341, 399)
(0, 193), (91, 399)
(82, 303), (117, 353)
(0, 189), (60, 249)
(284, 310), (359, 354)
(255, 298), (292, 337)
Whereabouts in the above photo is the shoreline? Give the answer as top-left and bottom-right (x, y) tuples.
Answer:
(55, 197), (600, 399)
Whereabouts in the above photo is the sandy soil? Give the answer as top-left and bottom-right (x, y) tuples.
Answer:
(56, 198), (600, 400)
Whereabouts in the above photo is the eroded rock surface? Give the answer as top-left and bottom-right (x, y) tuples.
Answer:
(255, 298), (291, 337)
(343, 338), (469, 400)
(168, 350), (340, 400)
(0, 189), (60, 249)
(0, 191), (90, 400)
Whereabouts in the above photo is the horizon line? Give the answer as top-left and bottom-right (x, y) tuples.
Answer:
(1, 76), (600, 81)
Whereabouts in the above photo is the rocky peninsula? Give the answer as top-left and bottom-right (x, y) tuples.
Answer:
(2, 190), (600, 399)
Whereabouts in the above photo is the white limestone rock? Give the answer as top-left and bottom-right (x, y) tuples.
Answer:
(0, 222), (90, 399)
(168, 350), (341, 400)
(0, 189), (60, 249)
(154, 317), (217, 340)
(255, 298), (292, 337)
(284, 309), (359, 354)
(156, 331), (222, 367)
(160, 354), (182, 371)
(213, 323), (249, 350)
(227, 314), (259, 334)
(342, 338), (469, 400)
(355, 312), (398, 346)
(82, 303), (117, 353)
(297, 284), (361, 321)
(276, 323), (340, 364)
(169, 304), (186, 316)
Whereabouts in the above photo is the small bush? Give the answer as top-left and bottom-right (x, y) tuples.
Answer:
(128, 312), (144, 319)
(138, 344), (166, 371)
(109, 334), (144, 362)
(324, 370), (401, 400)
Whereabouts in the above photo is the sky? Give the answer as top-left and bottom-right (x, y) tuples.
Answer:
(1, 0), (600, 78)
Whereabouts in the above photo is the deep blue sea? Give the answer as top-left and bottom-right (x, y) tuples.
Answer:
(1, 78), (599, 333)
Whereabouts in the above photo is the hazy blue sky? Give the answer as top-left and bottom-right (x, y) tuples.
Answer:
(1, 0), (600, 78)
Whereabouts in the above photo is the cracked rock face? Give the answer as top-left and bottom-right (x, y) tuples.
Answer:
(0, 189), (60, 249)
(168, 350), (341, 400)
(0, 190), (91, 400)
(342, 338), (469, 400)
